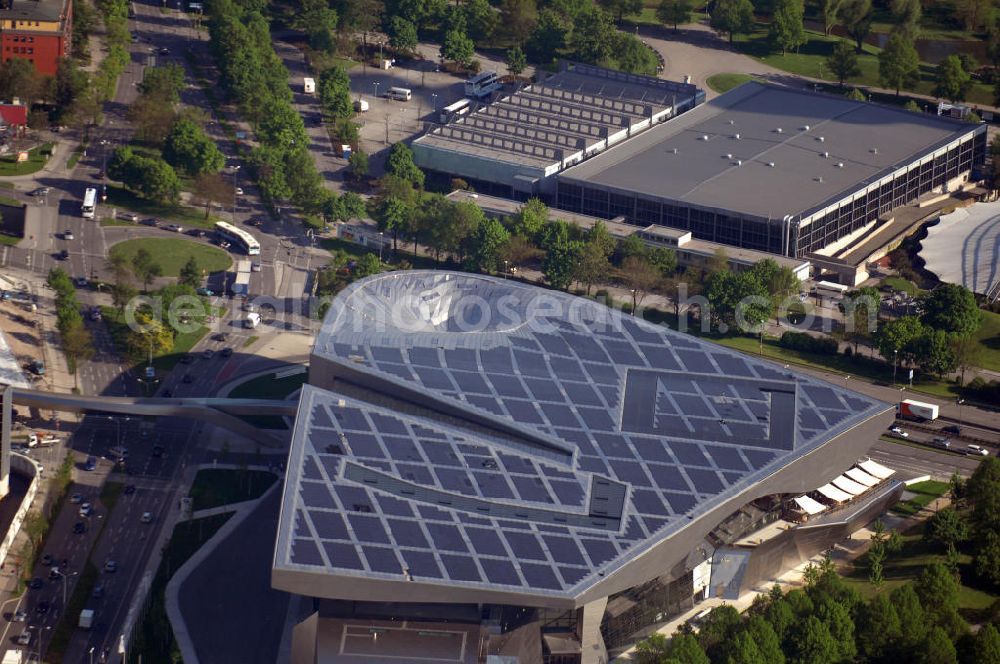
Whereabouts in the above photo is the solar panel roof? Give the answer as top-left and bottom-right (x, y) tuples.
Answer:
(276, 271), (887, 601)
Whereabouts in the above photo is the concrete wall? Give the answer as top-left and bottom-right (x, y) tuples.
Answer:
(0, 455), (39, 570)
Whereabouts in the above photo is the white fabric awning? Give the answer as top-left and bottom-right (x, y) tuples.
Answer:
(859, 459), (895, 480)
(832, 475), (867, 496)
(845, 467), (880, 487)
(815, 484), (852, 503)
(793, 495), (827, 515)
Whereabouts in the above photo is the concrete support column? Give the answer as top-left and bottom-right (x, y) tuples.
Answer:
(580, 597), (608, 664)
(0, 386), (11, 498)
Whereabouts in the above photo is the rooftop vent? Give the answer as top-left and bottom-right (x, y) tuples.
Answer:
(871, 147), (879, 154)
(818, 136), (825, 142)
(803, 124), (810, 131)
(735, 160), (742, 166)
(816, 176), (824, 183)
(701, 134), (709, 141)
(821, 151), (829, 158)
(734, 133), (741, 140)
(767, 161), (775, 168)
(671, 147), (678, 154)
(724, 153), (733, 159)
(728, 119), (735, 125)
(835, 162), (844, 168)
(776, 127), (783, 133)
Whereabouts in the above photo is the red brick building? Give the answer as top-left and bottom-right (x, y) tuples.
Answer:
(0, 0), (72, 77)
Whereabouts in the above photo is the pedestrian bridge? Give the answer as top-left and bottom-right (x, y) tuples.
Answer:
(8, 388), (297, 447)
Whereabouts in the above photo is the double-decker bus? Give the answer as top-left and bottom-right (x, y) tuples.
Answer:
(214, 221), (260, 255)
(81, 188), (97, 219)
(464, 71), (501, 99)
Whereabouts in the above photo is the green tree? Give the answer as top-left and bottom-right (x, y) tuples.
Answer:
(874, 314), (923, 367)
(441, 29), (476, 68)
(388, 16), (419, 55)
(575, 241), (612, 295)
(598, 0), (642, 22)
(614, 33), (659, 75)
(827, 41), (860, 86)
(349, 150), (370, 179)
(500, 0), (538, 44)
(698, 605), (742, 660)
(970, 623), (1000, 664)
(125, 312), (174, 360)
(541, 222), (582, 290)
(857, 593), (902, 661)
(506, 45), (527, 76)
(527, 8), (571, 62)
(879, 32), (920, 95)
(375, 196), (411, 252)
(919, 283), (982, 337)
(657, 0), (694, 30)
(355, 252), (382, 277)
(918, 627), (958, 664)
(815, 599), (856, 661)
(890, 0), (921, 40)
(179, 256), (201, 290)
(743, 616), (784, 664)
(934, 55), (973, 102)
(915, 562), (966, 637)
(840, 0), (873, 53)
(621, 256), (661, 312)
(953, 0), (992, 32)
(319, 66), (354, 120)
(924, 507), (970, 551)
(386, 142), (425, 189)
(769, 0), (806, 55)
(570, 5), (617, 64)
(132, 248), (164, 293)
(464, 0), (498, 41)
(913, 327), (959, 377)
(466, 217), (510, 274)
(510, 198), (549, 239)
(710, 0), (756, 45)
(974, 530), (1000, 586)
(786, 615), (839, 664)
(163, 118), (225, 176)
(138, 64), (185, 102)
(818, 0), (842, 35)
(131, 155), (182, 205)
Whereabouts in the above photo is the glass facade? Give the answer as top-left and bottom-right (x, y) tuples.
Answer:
(557, 129), (985, 258)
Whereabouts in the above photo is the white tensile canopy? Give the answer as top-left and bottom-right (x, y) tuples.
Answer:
(793, 495), (828, 516)
(832, 475), (867, 496)
(845, 467), (880, 487)
(815, 483), (852, 503)
(858, 459), (895, 480)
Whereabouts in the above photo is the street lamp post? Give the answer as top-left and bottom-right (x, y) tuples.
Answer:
(373, 81), (380, 100)
(232, 165), (241, 224)
(892, 349), (898, 386)
(503, 260), (508, 279)
(957, 398), (966, 428)
(378, 232), (384, 263)
(89, 646), (95, 664)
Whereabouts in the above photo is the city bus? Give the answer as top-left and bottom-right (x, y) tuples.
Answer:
(464, 71), (501, 99)
(387, 87), (411, 101)
(439, 98), (471, 123)
(214, 221), (260, 255)
(81, 188), (97, 219)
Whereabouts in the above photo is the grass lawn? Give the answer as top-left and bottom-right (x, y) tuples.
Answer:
(109, 237), (232, 276)
(130, 513), (232, 664)
(0, 143), (53, 176)
(842, 520), (999, 619)
(0, 233), (19, 246)
(891, 479), (951, 516)
(881, 275), (922, 295)
(188, 468), (277, 511)
(67, 149), (84, 169)
(0, 195), (22, 207)
(228, 372), (304, 429)
(972, 309), (1000, 373)
(229, 371), (306, 399)
(706, 72), (753, 93)
(734, 28), (996, 106)
(104, 184), (224, 228)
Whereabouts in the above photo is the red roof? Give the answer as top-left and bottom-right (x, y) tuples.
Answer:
(0, 105), (28, 127)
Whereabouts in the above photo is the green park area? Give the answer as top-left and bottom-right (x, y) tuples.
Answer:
(109, 237), (231, 277)
(189, 468), (278, 511)
(0, 143), (53, 176)
(706, 72), (754, 93)
(891, 480), (951, 517)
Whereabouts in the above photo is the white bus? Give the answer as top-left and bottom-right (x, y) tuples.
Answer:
(214, 221), (260, 255)
(81, 188), (97, 219)
(387, 87), (411, 101)
(439, 98), (471, 123)
(812, 280), (850, 299)
(464, 71), (501, 99)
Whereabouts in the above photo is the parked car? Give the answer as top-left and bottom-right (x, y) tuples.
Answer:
(165, 224), (183, 233)
(220, 347), (233, 358)
(36, 601), (49, 615)
(17, 630), (30, 645)
(123, 484), (136, 495)
(31, 187), (50, 197)
(75, 277), (88, 288)
(251, 262), (262, 272)
(151, 444), (164, 458)
(140, 218), (158, 227)
(57, 249), (69, 260)
(140, 512), (153, 524)
(120, 212), (139, 223)
(70, 491), (84, 502)
(932, 437), (951, 449)
(235, 187), (244, 195)
(41, 553), (53, 566)
(92, 582), (105, 598)
(13, 608), (27, 622)
(180, 354), (195, 364)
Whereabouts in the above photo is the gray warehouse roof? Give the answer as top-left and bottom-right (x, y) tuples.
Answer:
(559, 82), (980, 220)
(275, 272), (888, 603)
(414, 62), (701, 171)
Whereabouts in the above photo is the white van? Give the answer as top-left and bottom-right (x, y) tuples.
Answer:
(387, 87), (411, 101)
(303, 77), (315, 94)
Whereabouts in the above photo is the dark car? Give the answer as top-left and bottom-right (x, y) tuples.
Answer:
(140, 218), (158, 227)
(41, 553), (53, 567)
(123, 484), (136, 495)
(158, 47), (169, 55)
(35, 601), (49, 615)
(57, 249), (69, 260)
(220, 347), (233, 358)
(182, 374), (193, 384)
(27, 578), (43, 590)
(151, 445), (164, 458)
(73, 521), (86, 534)
(212, 333), (228, 342)
(943, 425), (962, 435)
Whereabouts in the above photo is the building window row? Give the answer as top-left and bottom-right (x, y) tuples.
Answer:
(5, 46), (34, 55)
